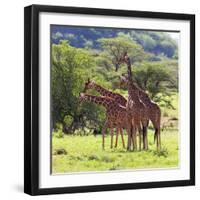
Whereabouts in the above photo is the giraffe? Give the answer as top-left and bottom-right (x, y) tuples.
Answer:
(79, 93), (129, 149)
(117, 52), (149, 151)
(83, 79), (127, 107)
(83, 79), (127, 148)
(120, 74), (161, 150)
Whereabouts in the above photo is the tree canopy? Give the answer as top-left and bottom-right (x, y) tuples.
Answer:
(51, 26), (178, 58)
(51, 26), (179, 134)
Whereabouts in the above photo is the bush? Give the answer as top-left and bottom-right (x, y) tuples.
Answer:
(53, 148), (67, 155)
(53, 130), (64, 138)
(101, 156), (114, 163)
(153, 147), (169, 157)
(88, 154), (99, 161)
(109, 164), (121, 170)
(74, 127), (94, 136)
(54, 123), (63, 131)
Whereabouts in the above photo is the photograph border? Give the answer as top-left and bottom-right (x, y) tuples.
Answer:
(24, 4), (195, 195)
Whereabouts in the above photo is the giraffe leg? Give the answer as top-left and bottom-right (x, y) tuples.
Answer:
(132, 118), (139, 151)
(126, 117), (132, 151)
(154, 127), (161, 151)
(127, 127), (132, 151)
(138, 125), (142, 151)
(156, 128), (159, 150)
(143, 126), (148, 150)
(157, 127), (161, 150)
(151, 118), (161, 150)
(130, 120), (134, 150)
(131, 130), (134, 150)
(120, 128), (125, 148)
(142, 119), (149, 150)
(142, 126), (146, 150)
(134, 127), (137, 151)
(150, 109), (161, 150)
(115, 128), (119, 148)
(145, 120), (149, 150)
(102, 121), (108, 150)
(132, 125), (137, 151)
(110, 128), (114, 149)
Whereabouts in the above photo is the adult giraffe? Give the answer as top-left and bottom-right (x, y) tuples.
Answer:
(120, 74), (161, 150)
(118, 52), (161, 150)
(117, 52), (149, 151)
(83, 79), (127, 148)
(83, 78), (127, 107)
(79, 93), (128, 149)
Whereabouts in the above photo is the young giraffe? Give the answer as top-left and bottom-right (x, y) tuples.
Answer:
(79, 93), (129, 149)
(83, 79), (127, 148)
(118, 52), (149, 151)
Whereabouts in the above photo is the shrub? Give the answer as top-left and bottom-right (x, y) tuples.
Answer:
(53, 148), (67, 155)
(153, 147), (169, 157)
(101, 156), (114, 163)
(88, 154), (99, 161)
(53, 130), (64, 138)
(54, 123), (63, 131)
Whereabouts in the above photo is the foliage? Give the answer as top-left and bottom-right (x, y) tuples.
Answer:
(50, 27), (179, 174)
(52, 40), (99, 132)
(98, 36), (150, 68)
(53, 148), (68, 155)
(132, 61), (177, 99)
(51, 26), (178, 58)
(129, 31), (177, 58)
(51, 30), (178, 134)
(53, 130), (64, 138)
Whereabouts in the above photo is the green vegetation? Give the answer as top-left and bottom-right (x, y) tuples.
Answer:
(51, 27), (177, 59)
(52, 129), (178, 173)
(51, 26), (179, 173)
(51, 35), (178, 133)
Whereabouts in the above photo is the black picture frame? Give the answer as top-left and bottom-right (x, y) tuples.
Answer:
(24, 4), (195, 196)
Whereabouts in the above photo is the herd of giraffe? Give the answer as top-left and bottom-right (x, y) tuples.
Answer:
(79, 52), (161, 151)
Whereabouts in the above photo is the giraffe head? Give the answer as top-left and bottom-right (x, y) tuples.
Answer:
(83, 78), (95, 92)
(119, 73), (129, 88)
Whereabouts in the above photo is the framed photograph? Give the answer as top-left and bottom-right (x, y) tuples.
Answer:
(24, 4), (195, 195)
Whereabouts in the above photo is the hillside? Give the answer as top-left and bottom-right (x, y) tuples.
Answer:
(51, 25), (178, 59)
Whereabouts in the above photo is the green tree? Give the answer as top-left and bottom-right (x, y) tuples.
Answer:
(133, 61), (177, 99)
(98, 36), (150, 71)
(51, 40), (95, 132)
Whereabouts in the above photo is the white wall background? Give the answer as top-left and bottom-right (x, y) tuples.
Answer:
(0, 0), (199, 199)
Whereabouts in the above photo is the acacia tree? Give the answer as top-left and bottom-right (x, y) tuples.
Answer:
(98, 36), (151, 71)
(133, 62), (177, 99)
(98, 36), (177, 100)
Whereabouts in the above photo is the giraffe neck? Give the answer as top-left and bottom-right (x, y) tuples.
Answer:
(124, 56), (140, 104)
(93, 83), (114, 97)
(139, 90), (152, 103)
(83, 94), (111, 109)
(132, 82), (152, 103)
(127, 63), (132, 81)
(124, 55), (132, 81)
(127, 81), (140, 104)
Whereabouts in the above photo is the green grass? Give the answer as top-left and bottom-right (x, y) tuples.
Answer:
(52, 129), (179, 174)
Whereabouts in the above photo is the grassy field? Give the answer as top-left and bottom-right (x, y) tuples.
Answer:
(52, 129), (179, 174)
